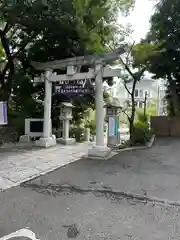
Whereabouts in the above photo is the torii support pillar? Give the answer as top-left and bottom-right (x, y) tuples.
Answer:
(88, 64), (111, 159)
(35, 69), (56, 147)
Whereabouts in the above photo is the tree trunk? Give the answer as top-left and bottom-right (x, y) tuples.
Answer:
(129, 78), (137, 146)
(129, 118), (134, 145)
(129, 104), (136, 146)
(0, 27), (15, 103)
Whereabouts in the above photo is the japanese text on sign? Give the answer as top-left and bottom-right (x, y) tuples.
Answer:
(55, 78), (94, 95)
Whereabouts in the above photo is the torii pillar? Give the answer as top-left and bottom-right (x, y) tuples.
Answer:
(35, 69), (56, 147)
(87, 63), (110, 159)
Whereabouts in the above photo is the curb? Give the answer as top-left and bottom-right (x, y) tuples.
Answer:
(116, 134), (156, 152)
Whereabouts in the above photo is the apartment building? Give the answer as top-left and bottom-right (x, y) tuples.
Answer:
(114, 77), (166, 114)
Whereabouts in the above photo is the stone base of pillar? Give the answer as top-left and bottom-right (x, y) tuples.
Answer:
(88, 145), (111, 160)
(57, 138), (76, 145)
(35, 135), (56, 148)
(19, 135), (31, 143)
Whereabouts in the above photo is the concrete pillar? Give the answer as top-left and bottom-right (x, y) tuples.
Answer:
(88, 63), (111, 159)
(43, 70), (52, 138)
(35, 69), (56, 147)
(95, 64), (105, 146)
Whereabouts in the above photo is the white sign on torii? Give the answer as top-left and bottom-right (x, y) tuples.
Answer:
(32, 48), (124, 159)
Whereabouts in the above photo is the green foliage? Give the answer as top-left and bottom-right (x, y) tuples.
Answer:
(73, 0), (134, 52)
(144, 0), (180, 116)
(119, 42), (148, 146)
(70, 127), (84, 142)
(136, 111), (148, 123)
(132, 43), (159, 68)
(10, 117), (25, 136)
(0, 42), (5, 61)
(133, 121), (152, 145)
(87, 119), (96, 135)
(0, 0), (134, 132)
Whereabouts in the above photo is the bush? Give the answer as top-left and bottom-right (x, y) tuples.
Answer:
(52, 128), (63, 138)
(133, 121), (153, 145)
(136, 110), (148, 123)
(70, 127), (84, 142)
(85, 119), (96, 135)
(10, 117), (25, 136)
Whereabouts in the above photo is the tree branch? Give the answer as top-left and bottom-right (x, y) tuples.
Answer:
(121, 108), (130, 121)
(124, 82), (131, 95)
(119, 56), (135, 80)
(125, 41), (135, 65)
(2, 23), (10, 35)
(0, 29), (12, 58)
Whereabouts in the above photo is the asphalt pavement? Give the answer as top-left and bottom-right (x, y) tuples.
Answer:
(0, 184), (180, 240)
(0, 137), (180, 239)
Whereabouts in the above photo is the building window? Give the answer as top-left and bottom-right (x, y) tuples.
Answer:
(135, 101), (138, 107)
(139, 89), (143, 97)
(135, 89), (138, 97)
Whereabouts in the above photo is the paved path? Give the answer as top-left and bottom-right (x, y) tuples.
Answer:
(0, 142), (89, 190)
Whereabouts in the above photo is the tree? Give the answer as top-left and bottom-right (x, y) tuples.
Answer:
(118, 42), (148, 145)
(144, 0), (180, 116)
(0, 0), (134, 129)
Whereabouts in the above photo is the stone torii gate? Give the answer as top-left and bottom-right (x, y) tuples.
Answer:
(32, 48), (124, 159)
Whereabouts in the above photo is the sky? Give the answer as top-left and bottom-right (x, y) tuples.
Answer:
(118, 0), (156, 42)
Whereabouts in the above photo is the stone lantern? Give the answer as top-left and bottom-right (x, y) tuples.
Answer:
(57, 102), (76, 145)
